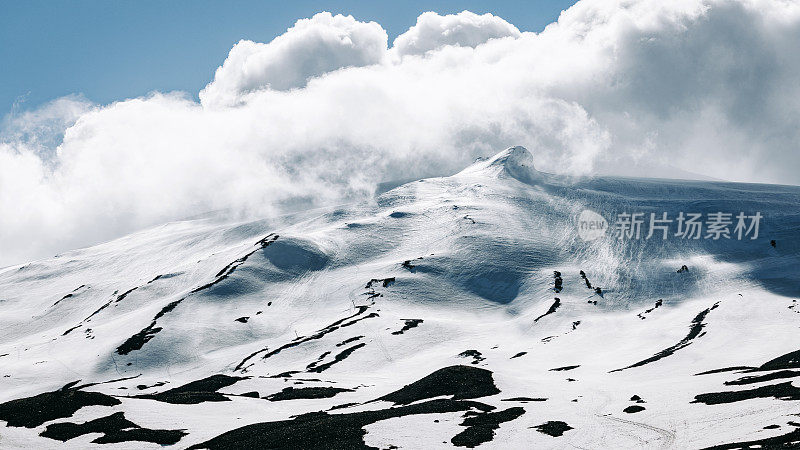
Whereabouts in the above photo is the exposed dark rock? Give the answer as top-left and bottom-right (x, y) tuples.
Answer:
(638, 299), (664, 319)
(378, 365), (500, 405)
(189, 398), (493, 450)
(623, 405), (646, 413)
(534, 298), (561, 322)
(0, 381), (120, 428)
(266, 387), (353, 401)
(612, 303), (718, 372)
(365, 277), (395, 289)
(550, 365), (580, 372)
(392, 319), (423, 335)
(235, 305), (375, 372)
(724, 370), (800, 386)
(451, 407), (525, 447)
(307, 344), (365, 373)
(533, 421), (574, 437)
(580, 270), (592, 289)
(700, 428), (800, 449)
(336, 336), (364, 347)
(134, 374), (246, 404)
(458, 350), (485, 365)
(39, 411), (186, 445)
(759, 349), (800, 371)
(116, 299), (183, 355)
(693, 381), (800, 405)
(695, 366), (754, 376)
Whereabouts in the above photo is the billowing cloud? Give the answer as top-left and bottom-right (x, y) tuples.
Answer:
(2, 2), (800, 266)
(392, 10), (521, 57)
(200, 12), (387, 107)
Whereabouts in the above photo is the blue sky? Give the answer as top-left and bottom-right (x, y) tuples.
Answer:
(0, 0), (577, 115)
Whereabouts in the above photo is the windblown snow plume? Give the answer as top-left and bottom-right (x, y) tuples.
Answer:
(2, 0), (800, 265)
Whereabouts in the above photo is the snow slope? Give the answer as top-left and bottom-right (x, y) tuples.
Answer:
(1, 146), (799, 449)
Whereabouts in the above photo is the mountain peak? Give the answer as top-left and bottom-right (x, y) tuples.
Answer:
(459, 146), (541, 183)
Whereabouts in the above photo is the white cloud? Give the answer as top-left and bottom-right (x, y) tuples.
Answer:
(392, 10), (521, 57)
(2, 2), (800, 266)
(200, 12), (388, 107)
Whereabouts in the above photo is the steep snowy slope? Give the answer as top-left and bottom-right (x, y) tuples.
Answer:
(0, 147), (799, 449)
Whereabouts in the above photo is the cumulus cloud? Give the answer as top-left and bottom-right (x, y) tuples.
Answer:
(392, 10), (521, 57)
(200, 12), (387, 107)
(2, 2), (800, 266)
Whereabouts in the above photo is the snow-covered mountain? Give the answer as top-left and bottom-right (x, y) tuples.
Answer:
(1, 146), (799, 449)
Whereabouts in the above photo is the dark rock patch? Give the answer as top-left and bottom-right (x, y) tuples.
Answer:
(116, 299), (183, 355)
(189, 398), (493, 450)
(759, 349), (800, 371)
(533, 421), (574, 437)
(39, 411), (186, 445)
(269, 370), (301, 378)
(365, 277), (395, 289)
(307, 344), (366, 373)
(266, 387), (353, 401)
(234, 305), (375, 372)
(550, 365), (580, 372)
(336, 336), (364, 347)
(378, 365), (500, 405)
(724, 370), (800, 386)
(0, 381), (120, 428)
(700, 428), (800, 449)
(637, 299), (663, 319)
(458, 350), (485, 365)
(501, 397), (547, 402)
(52, 285), (86, 307)
(693, 381), (800, 405)
(192, 234), (279, 294)
(534, 298), (561, 322)
(553, 271), (563, 293)
(579, 270), (592, 289)
(401, 260), (417, 272)
(451, 407), (525, 447)
(612, 303), (718, 372)
(510, 352), (527, 359)
(136, 381), (167, 390)
(115, 286), (138, 303)
(392, 319), (423, 335)
(623, 405), (646, 413)
(134, 374), (245, 404)
(695, 366), (754, 376)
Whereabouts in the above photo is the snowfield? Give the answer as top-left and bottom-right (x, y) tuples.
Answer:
(1, 146), (799, 449)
